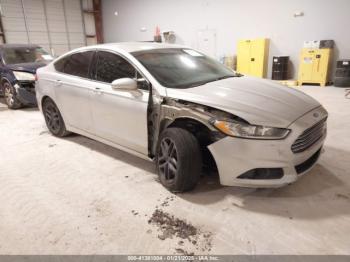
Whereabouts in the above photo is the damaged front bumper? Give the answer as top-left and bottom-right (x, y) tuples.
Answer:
(14, 81), (37, 106)
(208, 107), (327, 188)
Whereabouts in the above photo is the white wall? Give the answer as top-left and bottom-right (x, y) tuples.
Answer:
(102, 0), (350, 79)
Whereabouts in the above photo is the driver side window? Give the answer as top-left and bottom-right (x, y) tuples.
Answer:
(95, 51), (136, 83)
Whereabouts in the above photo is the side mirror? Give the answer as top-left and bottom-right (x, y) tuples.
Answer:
(111, 78), (137, 91)
(136, 78), (150, 90)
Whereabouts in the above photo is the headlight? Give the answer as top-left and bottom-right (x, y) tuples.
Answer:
(13, 71), (35, 81)
(211, 119), (290, 140)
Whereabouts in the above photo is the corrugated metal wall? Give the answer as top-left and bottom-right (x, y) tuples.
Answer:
(0, 0), (87, 55)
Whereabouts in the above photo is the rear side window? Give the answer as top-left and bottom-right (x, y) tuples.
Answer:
(95, 51), (135, 83)
(54, 51), (94, 78)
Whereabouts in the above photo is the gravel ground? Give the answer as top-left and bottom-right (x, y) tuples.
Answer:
(0, 86), (350, 255)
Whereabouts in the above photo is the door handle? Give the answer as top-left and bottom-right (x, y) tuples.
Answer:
(93, 87), (103, 95)
(54, 80), (62, 87)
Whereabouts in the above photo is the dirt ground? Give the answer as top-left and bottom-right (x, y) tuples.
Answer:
(0, 86), (349, 255)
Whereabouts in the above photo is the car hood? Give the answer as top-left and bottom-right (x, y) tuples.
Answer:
(165, 76), (321, 128)
(7, 62), (47, 74)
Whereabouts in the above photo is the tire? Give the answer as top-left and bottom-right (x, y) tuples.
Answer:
(156, 128), (202, 192)
(3, 81), (22, 109)
(42, 98), (70, 137)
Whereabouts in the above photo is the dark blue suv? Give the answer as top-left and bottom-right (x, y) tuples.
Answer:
(0, 44), (53, 109)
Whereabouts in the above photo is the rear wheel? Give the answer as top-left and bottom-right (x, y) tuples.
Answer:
(3, 81), (22, 109)
(42, 98), (70, 137)
(156, 128), (202, 192)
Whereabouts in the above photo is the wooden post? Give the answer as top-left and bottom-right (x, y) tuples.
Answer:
(93, 0), (103, 43)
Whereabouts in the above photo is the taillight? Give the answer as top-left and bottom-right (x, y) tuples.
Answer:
(35, 74), (38, 81)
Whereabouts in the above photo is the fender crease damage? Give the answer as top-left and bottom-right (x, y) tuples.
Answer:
(147, 88), (237, 167)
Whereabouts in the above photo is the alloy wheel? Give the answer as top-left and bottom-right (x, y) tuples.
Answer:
(158, 137), (178, 183)
(4, 83), (14, 106)
(44, 103), (61, 133)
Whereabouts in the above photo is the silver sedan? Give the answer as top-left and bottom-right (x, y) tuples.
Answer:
(36, 42), (327, 192)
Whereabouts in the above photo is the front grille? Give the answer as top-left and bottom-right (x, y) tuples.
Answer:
(237, 168), (284, 180)
(19, 82), (35, 94)
(291, 118), (326, 153)
(295, 148), (321, 174)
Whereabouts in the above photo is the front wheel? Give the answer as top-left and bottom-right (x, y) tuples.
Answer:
(42, 98), (70, 137)
(3, 81), (22, 109)
(156, 128), (202, 192)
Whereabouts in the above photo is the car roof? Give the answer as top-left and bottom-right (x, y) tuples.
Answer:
(0, 44), (41, 49)
(76, 42), (188, 53)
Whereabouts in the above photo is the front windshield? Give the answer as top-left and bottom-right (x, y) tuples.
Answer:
(3, 47), (53, 65)
(132, 48), (237, 89)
